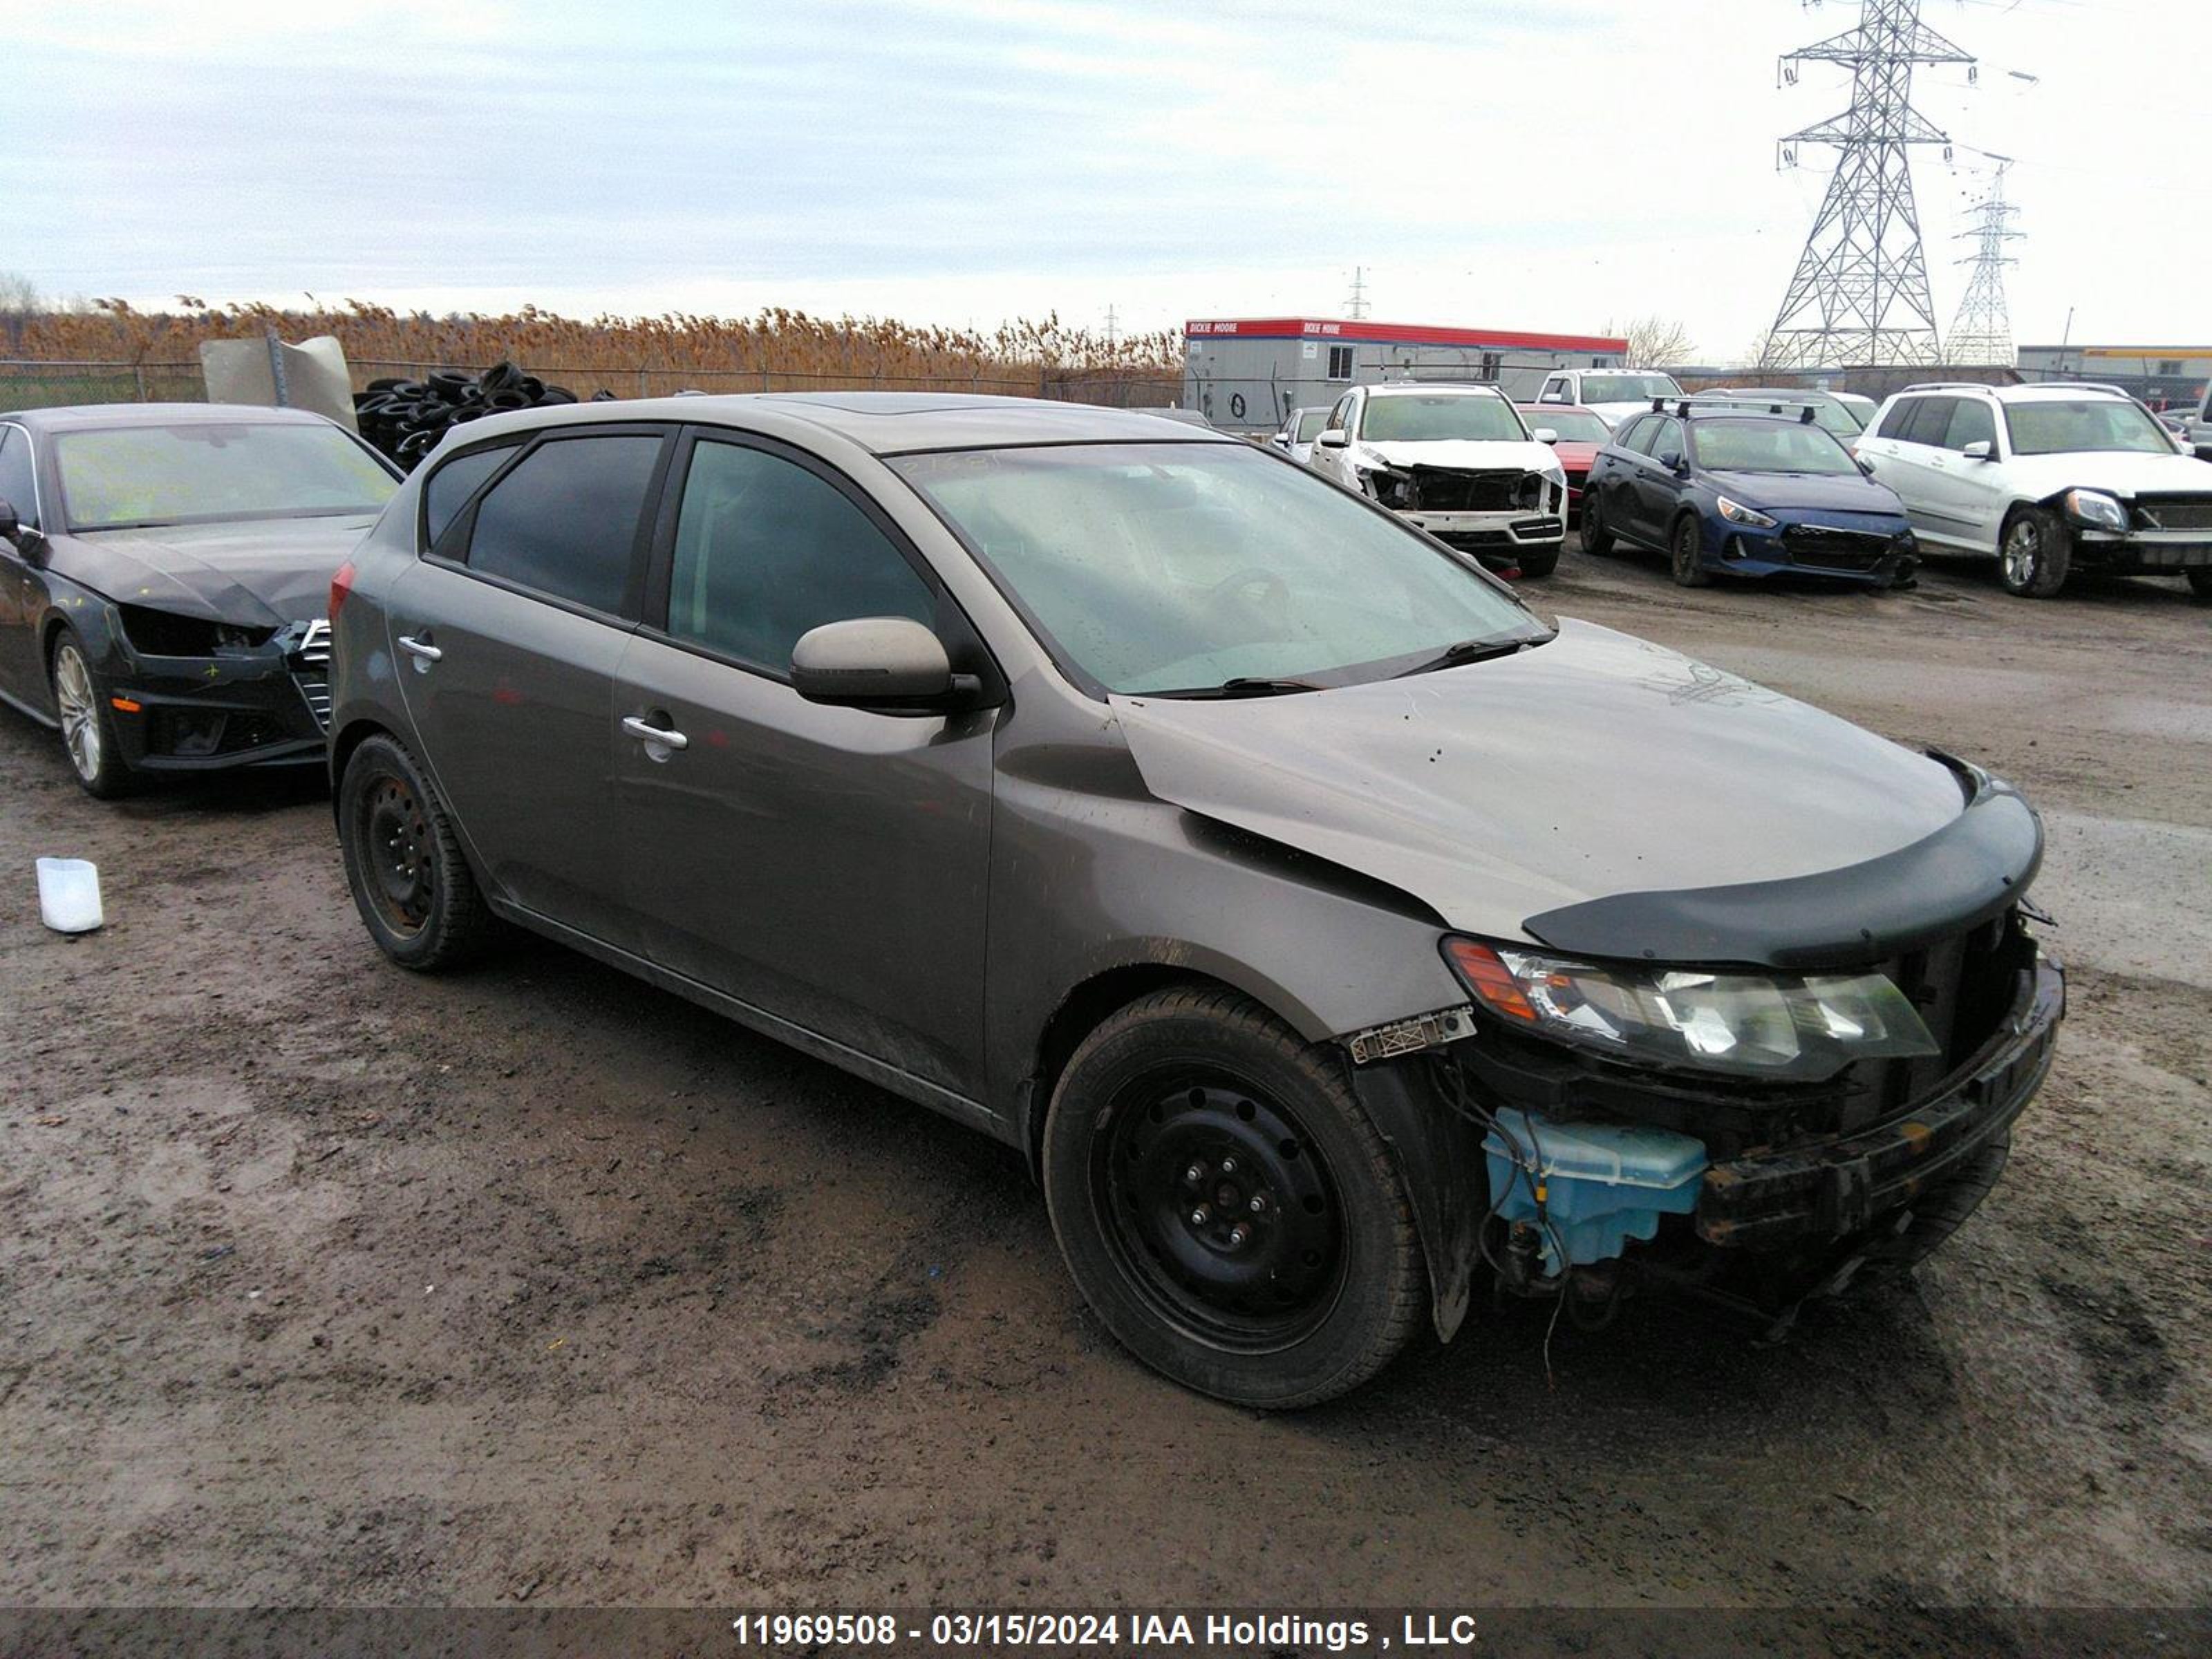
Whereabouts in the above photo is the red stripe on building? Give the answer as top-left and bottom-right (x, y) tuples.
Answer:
(1184, 317), (1627, 354)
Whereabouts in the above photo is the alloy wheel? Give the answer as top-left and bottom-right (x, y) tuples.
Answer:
(53, 644), (102, 783)
(2002, 518), (2039, 589)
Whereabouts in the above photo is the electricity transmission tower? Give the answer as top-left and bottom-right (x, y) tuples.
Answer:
(1761, 0), (1976, 370)
(1946, 159), (2021, 366)
(1345, 267), (1371, 320)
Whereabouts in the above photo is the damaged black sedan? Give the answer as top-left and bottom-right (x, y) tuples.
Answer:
(0, 404), (400, 796)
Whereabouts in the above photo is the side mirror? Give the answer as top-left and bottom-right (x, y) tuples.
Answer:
(1857, 456), (1876, 476)
(791, 617), (969, 712)
(1532, 428), (1559, 446)
(1961, 440), (1994, 461)
(0, 498), (42, 561)
(1661, 451), (1687, 473)
(1316, 430), (1349, 449)
(1269, 434), (1289, 449)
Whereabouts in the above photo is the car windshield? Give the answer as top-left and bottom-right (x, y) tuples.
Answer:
(892, 442), (1545, 695)
(1578, 374), (1681, 405)
(1359, 395), (1526, 443)
(56, 422), (397, 532)
(2004, 399), (2175, 457)
(1689, 420), (1860, 476)
(1294, 409), (1329, 441)
(1523, 409), (1610, 442)
(1707, 397), (1862, 437)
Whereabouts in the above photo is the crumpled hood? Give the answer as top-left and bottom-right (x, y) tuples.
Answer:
(1998, 449), (2212, 500)
(1110, 617), (1967, 937)
(1703, 469), (1907, 515)
(55, 516), (376, 628)
(1358, 439), (1559, 474)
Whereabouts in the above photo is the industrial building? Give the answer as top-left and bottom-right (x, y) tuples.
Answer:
(2015, 344), (2212, 411)
(1181, 317), (1629, 432)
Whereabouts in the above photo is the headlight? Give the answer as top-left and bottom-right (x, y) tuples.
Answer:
(1716, 496), (1778, 528)
(1356, 465), (1415, 508)
(2061, 489), (2128, 532)
(1442, 937), (1939, 1082)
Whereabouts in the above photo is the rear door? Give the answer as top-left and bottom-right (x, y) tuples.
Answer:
(1923, 397), (2008, 550)
(0, 424), (44, 706)
(1625, 416), (1684, 543)
(611, 428), (996, 1100)
(1862, 397), (1960, 545)
(386, 424), (673, 946)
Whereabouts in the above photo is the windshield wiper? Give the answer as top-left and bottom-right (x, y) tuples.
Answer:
(1394, 635), (1546, 677)
(1151, 675), (1330, 700)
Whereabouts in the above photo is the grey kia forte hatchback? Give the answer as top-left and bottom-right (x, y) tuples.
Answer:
(328, 394), (2063, 1407)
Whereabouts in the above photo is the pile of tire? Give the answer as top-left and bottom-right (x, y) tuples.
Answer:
(353, 361), (608, 468)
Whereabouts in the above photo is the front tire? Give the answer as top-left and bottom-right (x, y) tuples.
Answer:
(48, 630), (135, 798)
(337, 733), (491, 971)
(1999, 505), (2072, 597)
(1041, 986), (1424, 1408)
(2185, 567), (2212, 603)
(1514, 545), (1560, 579)
(1670, 514), (1713, 587)
(1581, 487), (1617, 555)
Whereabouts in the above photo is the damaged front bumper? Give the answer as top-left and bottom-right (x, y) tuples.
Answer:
(103, 617), (334, 774)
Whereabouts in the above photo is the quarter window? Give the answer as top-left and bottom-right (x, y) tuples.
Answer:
(666, 440), (934, 674)
(0, 427), (35, 530)
(462, 433), (662, 615)
(423, 442), (517, 549)
(1874, 399), (1921, 440)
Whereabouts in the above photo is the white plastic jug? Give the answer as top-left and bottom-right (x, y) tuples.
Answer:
(36, 857), (104, 933)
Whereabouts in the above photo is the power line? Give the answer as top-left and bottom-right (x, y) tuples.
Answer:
(1761, 1), (1976, 370)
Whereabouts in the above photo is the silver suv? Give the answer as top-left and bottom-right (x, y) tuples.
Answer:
(1857, 382), (2212, 599)
(326, 393), (2061, 1406)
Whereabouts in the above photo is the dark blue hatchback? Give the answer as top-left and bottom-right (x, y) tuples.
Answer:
(1580, 404), (1917, 588)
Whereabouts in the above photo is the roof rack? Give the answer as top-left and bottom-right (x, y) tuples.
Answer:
(1897, 382), (2002, 395)
(1669, 398), (1817, 422)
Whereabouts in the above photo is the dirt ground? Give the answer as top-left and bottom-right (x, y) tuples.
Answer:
(2, 541), (2208, 1630)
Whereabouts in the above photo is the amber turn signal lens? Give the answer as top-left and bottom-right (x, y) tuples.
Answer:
(1443, 938), (1539, 1022)
(110, 696), (142, 713)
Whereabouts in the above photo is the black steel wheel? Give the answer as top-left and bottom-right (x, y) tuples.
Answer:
(1670, 514), (1712, 587)
(338, 733), (491, 971)
(1581, 486), (1617, 555)
(1042, 986), (1424, 1407)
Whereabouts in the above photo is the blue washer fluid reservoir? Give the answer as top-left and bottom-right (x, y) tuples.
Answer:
(1481, 1108), (1708, 1276)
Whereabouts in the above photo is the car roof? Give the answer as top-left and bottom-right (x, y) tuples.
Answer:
(1512, 402), (1602, 413)
(422, 391), (1239, 456)
(1702, 386), (1837, 401)
(1364, 382), (1507, 398)
(0, 401), (344, 433)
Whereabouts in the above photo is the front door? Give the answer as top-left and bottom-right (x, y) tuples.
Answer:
(0, 424), (46, 708)
(387, 426), (671, 947)
(613, 431), (995, 1100)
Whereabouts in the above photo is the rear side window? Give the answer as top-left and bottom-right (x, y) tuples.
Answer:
(1900, 397), (1958, 447)
(665, 440), (934, 674)
(1875, 399), (1920, 440)
(0, 427), (35, 529)
(423, 442), (516, 548)
(462, 434), (662, 615)
(1945, 399), (1997, 452)
(1612, 416), (1650, 452)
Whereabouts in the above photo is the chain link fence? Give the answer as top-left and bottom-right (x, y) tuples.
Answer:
(1, 358), (1181, 413)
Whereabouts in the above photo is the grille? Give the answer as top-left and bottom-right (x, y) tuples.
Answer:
(2132, 494), (2212, 532)
(1781, 525), (1895, 573)
(1404, 466), (1543, 512)
(1857, 910), (2028, 1129)
(290, 620), (333, 732)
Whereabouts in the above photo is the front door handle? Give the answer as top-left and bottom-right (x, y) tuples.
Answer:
(621, 715), (688, 751)
(397, 634), (442, 662)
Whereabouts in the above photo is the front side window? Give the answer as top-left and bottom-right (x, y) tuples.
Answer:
(1689, 420), (1859, 476)
(1294, 409), (1329, 442)
(2004, 398), (2175, 457)
(1648, 418), (1684, 465)
(666, 440), (934, 673)
(1358, 395), (1526, 444)
(0, 427), (36, 530)
(54, 420), (396, 532)
(892, 442), (1542, 696)
(462, 433), (662, 614)
(1944, 399), (1998, 453)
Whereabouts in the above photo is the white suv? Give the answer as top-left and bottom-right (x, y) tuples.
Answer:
(1309, 383), (1568, 577)
(1532, 368), (1687, 429)
(1856, 382), (2212, 599)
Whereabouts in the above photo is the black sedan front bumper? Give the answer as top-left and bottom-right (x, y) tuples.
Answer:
(1698, 950), (2063, 1250)
(104, 618), (332, 774)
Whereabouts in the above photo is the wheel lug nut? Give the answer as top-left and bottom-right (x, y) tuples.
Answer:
(1190, 1206), (1210, 1227)
(1249, 1194), (1266, 1214)
(1221, 1156), (1238, 1174)
(1226, 1224), (1250, 1250)
(1183, 1162), (1206, 1185)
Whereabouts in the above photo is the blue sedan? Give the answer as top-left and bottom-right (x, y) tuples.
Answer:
(1580, 406), (1918, 588)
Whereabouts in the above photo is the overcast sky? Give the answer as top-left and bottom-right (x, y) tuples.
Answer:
(3, 0), (2202, 360)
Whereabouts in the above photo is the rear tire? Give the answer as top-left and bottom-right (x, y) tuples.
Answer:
(1998, 505), (2072, 597)
(1669, 514), (1713, 587)
(1581, 488), (1617, 555)
(337, 733), (491, 971)
(1041, 986), (1424, 1408)
(1514, 546), (1560, 579)
(48, 630), (135, 799)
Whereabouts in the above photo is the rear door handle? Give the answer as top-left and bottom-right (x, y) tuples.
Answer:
(397, 634), (442, 662)
(621, 715), (688, 751)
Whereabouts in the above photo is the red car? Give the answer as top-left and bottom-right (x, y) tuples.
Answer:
(1517, 404), (1610, 523)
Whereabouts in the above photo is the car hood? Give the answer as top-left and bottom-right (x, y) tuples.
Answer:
(54, 516), (377, 628)
(1586, 401), (1665, 428)
(1998, 449), (2212, 498)
(1109, 617), (1967, 938)
(1703, 469), (1906, 514)
(1545, 440), (1602, 469)
(1357, 439), (1559, 474)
